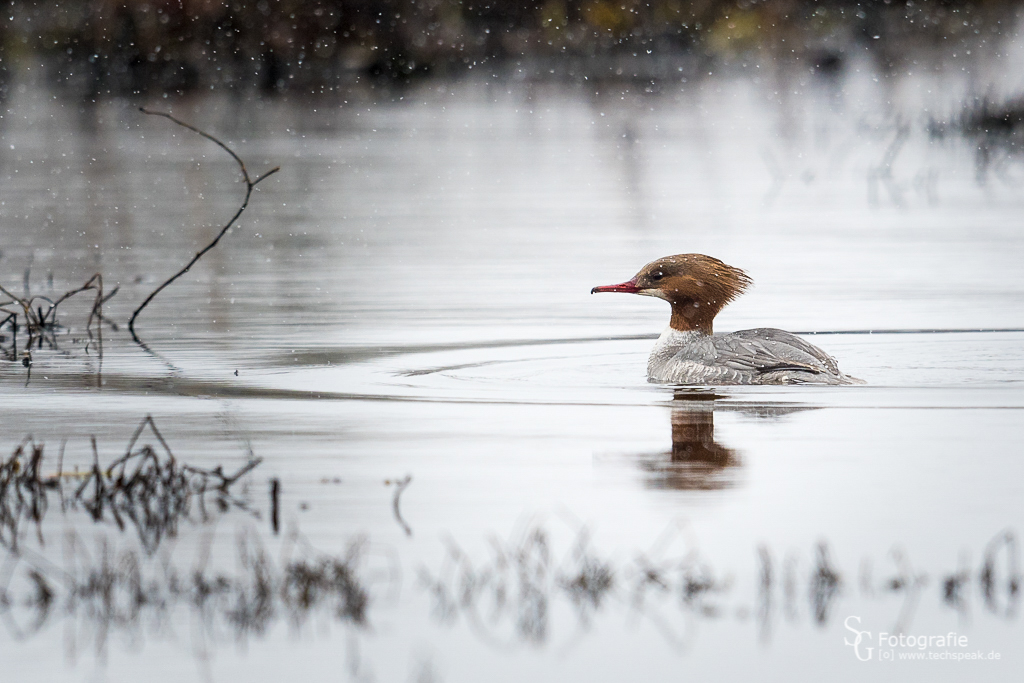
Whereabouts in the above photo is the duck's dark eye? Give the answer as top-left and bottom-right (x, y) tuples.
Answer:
(650, 272), (664, 282)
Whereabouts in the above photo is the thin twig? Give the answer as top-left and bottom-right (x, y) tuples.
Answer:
(128, 108), (280, 342)
(390, 475), (413, 537)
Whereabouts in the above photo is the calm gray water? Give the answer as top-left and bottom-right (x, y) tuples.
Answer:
(1, 45), (1024, 682)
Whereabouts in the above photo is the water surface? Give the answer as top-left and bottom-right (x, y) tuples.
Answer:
(1, 51), (1024, 682)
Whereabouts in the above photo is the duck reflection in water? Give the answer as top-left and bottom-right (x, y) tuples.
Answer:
(638, 391), (739, 490)
(638, 390), (815, 490)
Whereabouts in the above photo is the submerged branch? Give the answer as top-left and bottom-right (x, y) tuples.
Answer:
(128, 108), (280, 343)
(0, 273), (110, 378)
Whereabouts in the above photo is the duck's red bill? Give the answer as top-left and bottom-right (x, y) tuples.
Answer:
(591, 279), (639, 294)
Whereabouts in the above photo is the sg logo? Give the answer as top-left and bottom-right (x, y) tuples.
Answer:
(844, 616), (874, 661)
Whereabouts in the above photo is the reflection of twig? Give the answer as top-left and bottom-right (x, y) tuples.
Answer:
(950, 96), (1024, 184)
(867, 122), (910, 206)
(388, 475), (412, 537)
(0, 437), (53, 551)
(419, 524), (1024, 653)
(0, 529), (373, 660)
(760, 147), (785, 207)
(558, 529), (614, 627)
(941, 551), (972, 624)
(884, 547), (927, 634)
(980, 530), (1020, 618)
(0, 416), (261, 553)
(128, 108), (280, 343)
(128, 335), (183, 375)
(809, 542), (842, 625)
(757, 545), (773, 643)
(912, 168), (939, 205)
(859, 556), (874, 597)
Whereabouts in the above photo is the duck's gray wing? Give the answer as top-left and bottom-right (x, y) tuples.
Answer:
(709, 328), (842, 376)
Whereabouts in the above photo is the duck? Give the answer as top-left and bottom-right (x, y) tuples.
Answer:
(591, 254), (862, 385)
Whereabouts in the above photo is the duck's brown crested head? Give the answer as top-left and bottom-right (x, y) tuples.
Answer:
(591, 254), (752, 334)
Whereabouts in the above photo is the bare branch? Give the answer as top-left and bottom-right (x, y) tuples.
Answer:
(128, 108), (280, 343)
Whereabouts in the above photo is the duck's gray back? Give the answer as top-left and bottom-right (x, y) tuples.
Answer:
(648, 328), (862, 385)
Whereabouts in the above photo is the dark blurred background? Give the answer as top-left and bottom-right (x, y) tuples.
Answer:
(1, 0), (1019, 99)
